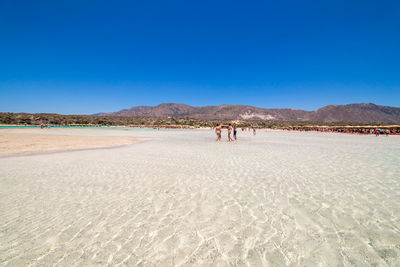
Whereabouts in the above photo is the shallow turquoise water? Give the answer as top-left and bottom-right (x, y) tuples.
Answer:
(0, 125), (149, 130)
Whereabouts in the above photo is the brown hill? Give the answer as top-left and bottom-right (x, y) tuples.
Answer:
(95, 103), (400, 123)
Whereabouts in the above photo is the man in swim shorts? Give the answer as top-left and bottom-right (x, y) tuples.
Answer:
(233, 124), (237, 140)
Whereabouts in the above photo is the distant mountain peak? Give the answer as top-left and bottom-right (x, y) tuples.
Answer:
(95, 103), (400, 123)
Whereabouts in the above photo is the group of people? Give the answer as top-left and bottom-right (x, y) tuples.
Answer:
(280, 126), (400, 135)
(374, 128), (394, 136)
(214, 124), (256, 141)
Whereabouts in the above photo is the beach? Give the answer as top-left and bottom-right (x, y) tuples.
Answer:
(0, 128), (399, 266)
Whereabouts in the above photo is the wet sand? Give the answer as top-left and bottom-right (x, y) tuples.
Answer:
(0, 128), (399, 266)
(0, 130), (140, 157)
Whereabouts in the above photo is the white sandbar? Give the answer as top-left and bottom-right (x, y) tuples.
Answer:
(0, 129), (140, 157)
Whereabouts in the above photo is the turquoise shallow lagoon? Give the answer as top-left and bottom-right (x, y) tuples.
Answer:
(0, 128), (399, 266)
(0, 125), (143, 130)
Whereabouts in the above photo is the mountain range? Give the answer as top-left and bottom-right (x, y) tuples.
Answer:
(95, 103), (400, 123)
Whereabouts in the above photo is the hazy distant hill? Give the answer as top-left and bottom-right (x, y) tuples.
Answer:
(95, 103), (400, 123)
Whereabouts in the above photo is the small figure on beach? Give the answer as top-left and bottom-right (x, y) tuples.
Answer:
(253, 127), (256, 135)
(233, 124), (237, 140)
(227, 124), (233, 141)
(215, 124), (222, 141)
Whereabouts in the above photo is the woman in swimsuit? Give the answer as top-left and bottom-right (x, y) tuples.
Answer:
(228, 124), (233, 141)
(215, 124), (222, 141)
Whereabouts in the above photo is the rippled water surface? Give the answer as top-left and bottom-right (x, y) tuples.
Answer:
(1, 129), (400, 266)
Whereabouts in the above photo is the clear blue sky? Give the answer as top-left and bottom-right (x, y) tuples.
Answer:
(1, 0), (399, 114)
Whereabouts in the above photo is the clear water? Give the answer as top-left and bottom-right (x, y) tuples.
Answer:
(0, 125), (148, 130)
(0, 129), (399, 266)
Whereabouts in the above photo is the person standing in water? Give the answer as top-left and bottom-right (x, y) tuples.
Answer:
(215, 124), (222, 141)
(233, 124), (237, 141)
(227, 124), (233, 141)
(253, 127), (256, 135)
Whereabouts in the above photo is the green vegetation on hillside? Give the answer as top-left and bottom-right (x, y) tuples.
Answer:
(0, 112), (394, 128)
